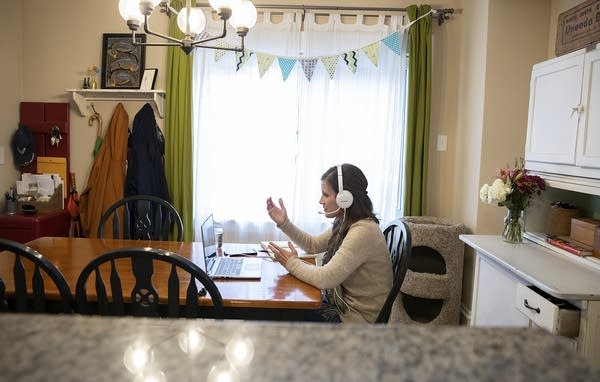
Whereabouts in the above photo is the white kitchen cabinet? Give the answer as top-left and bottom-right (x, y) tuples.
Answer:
(525, 44), (600, 193)
(577, 48), (600, 168)
(470, 254), (530, 327)
(525, 50), (583, 166)
(461, 235), (600, 364)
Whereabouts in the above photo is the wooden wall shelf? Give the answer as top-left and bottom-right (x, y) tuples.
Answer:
(66, 89), (166, 118)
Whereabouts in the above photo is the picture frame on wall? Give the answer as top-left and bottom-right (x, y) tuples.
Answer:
(101, 33), (146, 89)
(140, 68), (158, 90)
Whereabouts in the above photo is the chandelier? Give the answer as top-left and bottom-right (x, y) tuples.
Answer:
(118, 0), (258, 54)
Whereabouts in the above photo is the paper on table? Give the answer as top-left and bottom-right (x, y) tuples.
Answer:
(37, 178), (55, 197)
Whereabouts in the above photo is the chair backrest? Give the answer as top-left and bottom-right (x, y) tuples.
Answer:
(75, 247), (223, 318)
(0, 239), (73, 313)
(97, 195), (184, 241)
(376, 219), (412, 323)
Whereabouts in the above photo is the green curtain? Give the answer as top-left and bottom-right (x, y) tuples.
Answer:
(403, 4), (432, 217)
(165, 0), (193, 240)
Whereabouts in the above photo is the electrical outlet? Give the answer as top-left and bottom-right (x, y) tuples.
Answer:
(436, 135), (447, 151)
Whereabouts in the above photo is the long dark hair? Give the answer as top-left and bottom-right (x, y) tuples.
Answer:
(321, 164), (378, 264)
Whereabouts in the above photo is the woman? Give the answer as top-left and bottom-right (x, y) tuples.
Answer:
(266, 164), (392, 323)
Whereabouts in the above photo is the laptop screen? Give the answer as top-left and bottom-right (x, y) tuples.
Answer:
(201, 214), (217, 263)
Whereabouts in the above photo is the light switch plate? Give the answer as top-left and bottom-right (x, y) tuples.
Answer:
(0, 146), (5, 165)
(436, 135), (447, 151)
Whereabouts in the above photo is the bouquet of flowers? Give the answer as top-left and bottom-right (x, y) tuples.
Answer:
(480, 162), (545, 210)
(480, 160), (545, 242)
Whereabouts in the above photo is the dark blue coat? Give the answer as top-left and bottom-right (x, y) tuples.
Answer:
(125, 103), (170, 202)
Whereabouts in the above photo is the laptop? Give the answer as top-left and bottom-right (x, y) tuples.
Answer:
(200, 214), (262, 279)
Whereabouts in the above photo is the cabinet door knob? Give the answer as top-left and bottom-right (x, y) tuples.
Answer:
(523, 298), (541, 314)
(570, 105), (583, 117)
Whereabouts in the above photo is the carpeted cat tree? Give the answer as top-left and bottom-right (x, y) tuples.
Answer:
(390, 216), (467, 325)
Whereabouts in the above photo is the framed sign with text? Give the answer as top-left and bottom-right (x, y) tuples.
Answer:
(556, 0), (600, 56)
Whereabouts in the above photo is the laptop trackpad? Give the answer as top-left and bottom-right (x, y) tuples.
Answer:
(245, 263), (260, 271)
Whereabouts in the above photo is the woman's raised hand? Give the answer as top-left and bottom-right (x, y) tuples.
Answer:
(266, 197), (288, 226)
(268, 241), (298, 265)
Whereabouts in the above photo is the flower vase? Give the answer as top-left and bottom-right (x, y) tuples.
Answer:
(502, 208), (524, 243)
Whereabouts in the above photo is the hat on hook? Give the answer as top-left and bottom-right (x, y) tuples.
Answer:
(11, 125), (36, 167)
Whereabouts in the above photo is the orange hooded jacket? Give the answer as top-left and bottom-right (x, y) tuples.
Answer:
(80, 103), (129, 238)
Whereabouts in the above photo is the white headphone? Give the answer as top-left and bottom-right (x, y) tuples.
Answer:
(335, 164), (354, 209)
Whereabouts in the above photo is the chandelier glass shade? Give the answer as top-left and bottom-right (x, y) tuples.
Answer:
(118, 0), (257, 54)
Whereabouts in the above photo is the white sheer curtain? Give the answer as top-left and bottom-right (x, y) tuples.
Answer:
(192, 11), (407, 242)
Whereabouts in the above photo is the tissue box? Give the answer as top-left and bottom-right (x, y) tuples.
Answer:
(570, 217), (600, 247)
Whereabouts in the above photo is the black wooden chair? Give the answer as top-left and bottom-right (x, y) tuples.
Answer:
(0, 239), (73, 313)
(376, 219), (412, 323)
(75, 247), (223, 318)
(97, 195), (184, 241)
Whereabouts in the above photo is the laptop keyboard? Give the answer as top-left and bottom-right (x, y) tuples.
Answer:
(215, 258), (243, 276)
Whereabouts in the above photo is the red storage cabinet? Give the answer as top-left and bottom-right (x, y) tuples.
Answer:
(19, 102), (71, 193)
(0, 210), (71, 243)
(2, 102), (72, 243)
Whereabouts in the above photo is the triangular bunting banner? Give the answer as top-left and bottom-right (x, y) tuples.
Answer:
(205, 30), (405, 80)
(300, 58), (318, 81)
(256, 52), (276, 78)
(235, 50), (253, 72)
(278, 57), (297, 81)
(382, 32), (402, 56)
(361, 42), (380, 67)
(214, 41), (228, 62)
(343, 51), (358, 74)
(320, 55), (340, 79)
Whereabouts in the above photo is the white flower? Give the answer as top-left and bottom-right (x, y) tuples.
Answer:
(480, 179), (510, 204)
(479, 184), (490, 202)
(488, 178), (510, 203)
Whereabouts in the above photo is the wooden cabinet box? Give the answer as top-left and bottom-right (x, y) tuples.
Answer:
(0, 210), (70, 244)
(571, 217), (600, 246)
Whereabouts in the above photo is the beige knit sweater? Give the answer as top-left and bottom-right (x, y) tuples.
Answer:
(279, 218), (392, 323)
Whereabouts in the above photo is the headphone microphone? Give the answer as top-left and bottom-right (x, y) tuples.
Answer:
(318, 207), (341, 215)
(335, 164), (354, 209)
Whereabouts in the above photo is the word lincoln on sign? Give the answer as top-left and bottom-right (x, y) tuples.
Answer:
(556, 0), (600, 56)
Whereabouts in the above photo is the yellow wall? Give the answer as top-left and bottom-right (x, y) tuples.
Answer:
(0, 2), (23, 197)
(19, 0), (168, 190)
(0, 0), (589, 316)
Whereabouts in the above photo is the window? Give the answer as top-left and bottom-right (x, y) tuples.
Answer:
(192, 12), (408, 242)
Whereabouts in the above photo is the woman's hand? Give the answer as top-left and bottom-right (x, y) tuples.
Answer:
(266, 197), (288, 226)
(268, 241), (298, 265)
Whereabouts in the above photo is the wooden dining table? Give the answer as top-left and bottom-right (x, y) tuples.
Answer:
(0, 237), (322, 319)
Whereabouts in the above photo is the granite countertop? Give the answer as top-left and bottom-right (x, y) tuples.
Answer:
(0, 314), (598, 382)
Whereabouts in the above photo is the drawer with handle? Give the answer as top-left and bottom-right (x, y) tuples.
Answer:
(515, 283), (580, 337)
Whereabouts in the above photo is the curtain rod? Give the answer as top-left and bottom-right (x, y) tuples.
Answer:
(195, 3), (454, 25)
